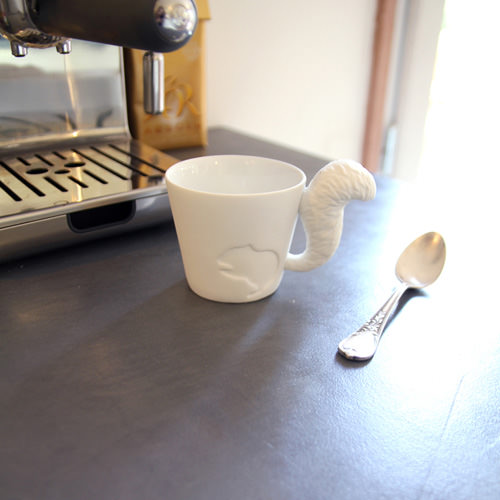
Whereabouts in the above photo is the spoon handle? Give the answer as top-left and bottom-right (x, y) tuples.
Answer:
(338, 283), (408, 361)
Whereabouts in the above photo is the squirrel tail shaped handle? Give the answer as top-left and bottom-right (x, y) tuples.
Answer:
(285, 159), (376, 272)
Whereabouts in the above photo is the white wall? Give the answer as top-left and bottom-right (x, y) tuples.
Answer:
(205, 0), (376, 161)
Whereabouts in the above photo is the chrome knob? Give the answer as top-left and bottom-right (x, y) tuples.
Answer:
(154, 0), (197, 46)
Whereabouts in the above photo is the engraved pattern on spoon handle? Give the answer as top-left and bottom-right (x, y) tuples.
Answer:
(338, 282), (408, 361)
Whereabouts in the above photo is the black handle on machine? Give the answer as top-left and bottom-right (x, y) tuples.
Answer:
(33, 0), (198, 53)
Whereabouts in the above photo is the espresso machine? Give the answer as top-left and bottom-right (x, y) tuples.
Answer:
(0, 0), (198, 261)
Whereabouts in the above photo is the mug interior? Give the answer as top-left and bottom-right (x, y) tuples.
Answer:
(166, 155), (306, 195)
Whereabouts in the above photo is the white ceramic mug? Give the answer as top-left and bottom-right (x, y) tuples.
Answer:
(166, 155), (375, 303)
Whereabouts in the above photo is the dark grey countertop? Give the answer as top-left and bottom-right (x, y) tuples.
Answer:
(1, 128), (499, 499)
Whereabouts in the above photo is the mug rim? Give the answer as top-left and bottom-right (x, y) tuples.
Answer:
(165, 154), (306, 197)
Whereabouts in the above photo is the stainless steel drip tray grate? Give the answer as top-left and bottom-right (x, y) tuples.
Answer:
(0, 138), (178, 260)
(0, 139), (177, 223)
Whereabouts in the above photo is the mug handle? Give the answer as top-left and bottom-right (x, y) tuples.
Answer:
(284, 159), (376, 272)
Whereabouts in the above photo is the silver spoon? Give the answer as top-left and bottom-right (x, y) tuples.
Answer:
(338, 231), (446, 361)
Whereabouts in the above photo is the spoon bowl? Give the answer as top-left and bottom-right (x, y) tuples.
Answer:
(396, 232), (446, 288)
(338, 232), (446, 361)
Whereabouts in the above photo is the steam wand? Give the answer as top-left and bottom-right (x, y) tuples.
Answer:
(143, 51), (165, 115)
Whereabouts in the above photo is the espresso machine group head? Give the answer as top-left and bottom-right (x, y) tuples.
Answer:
(0, 0), (198, 113)
(0, 0), (198, 261)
